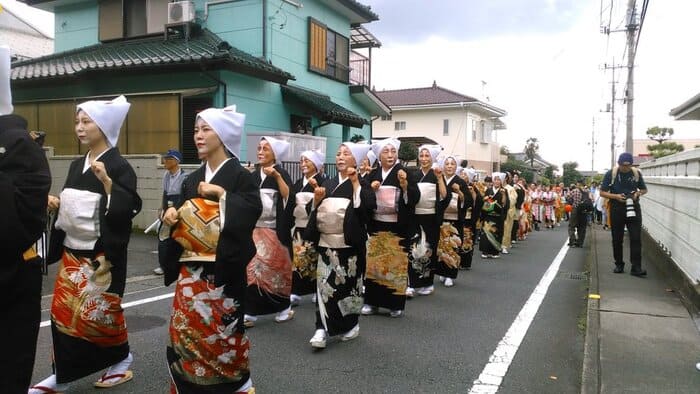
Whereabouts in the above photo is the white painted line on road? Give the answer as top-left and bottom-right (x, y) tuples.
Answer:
(468, 241), (570, 394)
(39, 292), (175, 328)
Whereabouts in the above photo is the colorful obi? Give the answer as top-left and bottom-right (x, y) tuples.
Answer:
(172, 198), (221, 262)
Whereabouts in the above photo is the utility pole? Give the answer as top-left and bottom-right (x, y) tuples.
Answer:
(604, 61), (625, 169)
(625, 0), (638, 155)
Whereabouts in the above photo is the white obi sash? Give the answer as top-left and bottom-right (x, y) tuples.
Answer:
(374, 185), (399, 222)
(55, 188), (102, 250)
(293, 191), (314, 229)
(316, 197), (351, 249)
(444, 193), (460, 221)
(415, 182), (437, 215)
(256, 188), (278, 228)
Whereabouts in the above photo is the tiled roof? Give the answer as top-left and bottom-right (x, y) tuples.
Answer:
(337, 0), (379, 22)
(281, 84), (367, 128)
(374, 82), (478, 107)
(11, 27), (294, 84)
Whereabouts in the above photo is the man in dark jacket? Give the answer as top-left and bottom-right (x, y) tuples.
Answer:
(0, 45), (52, 393)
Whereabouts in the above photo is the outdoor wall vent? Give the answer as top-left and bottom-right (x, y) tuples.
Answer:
(168, 1), (196, 24)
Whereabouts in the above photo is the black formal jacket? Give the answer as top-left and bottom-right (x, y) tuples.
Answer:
(0, 115), (51, 285)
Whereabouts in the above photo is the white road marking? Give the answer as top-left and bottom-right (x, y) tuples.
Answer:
(468, 241), (570, 393)
(39, 292), (174, 328)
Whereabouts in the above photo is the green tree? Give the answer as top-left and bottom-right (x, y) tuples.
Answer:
(398, 141), (417, 164)
(501, 157), (534, 184)
(524, 137), (539, 168)
(562, 161), (582, 186)
(350, 134), (365, 143)
(646, 126), (674, 144)
(647, 142), (684, 158)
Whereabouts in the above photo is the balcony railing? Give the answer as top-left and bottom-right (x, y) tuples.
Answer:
(350, 50), (370, 87)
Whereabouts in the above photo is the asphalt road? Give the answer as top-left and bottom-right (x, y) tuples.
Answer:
(31, 224), (587, 393)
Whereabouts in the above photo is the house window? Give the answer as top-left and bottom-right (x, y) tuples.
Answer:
(381, 115), (392, 121)
(99, 0), (169, 42)
(443, 119), (449, 136)
(394, 121), (406, 131)
(471, 119), (477, 141)
(308, 18), (350, 83)
(479, 120), (486, 143)
(291, 114), (312, 135)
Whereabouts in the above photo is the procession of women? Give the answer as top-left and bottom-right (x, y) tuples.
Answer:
(16, 92), (570, 393)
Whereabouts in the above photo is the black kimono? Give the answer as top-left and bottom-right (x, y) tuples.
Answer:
(0, 115), (51, 393)
(435, 175), (470, 279)
(291, 172), (326, 297)
(162, 157), (261, 393)
(304, 175), (376, 335)
(365, 163), (420, 311)
(410, 168), (450, 288)
(47, 148), (141, 384)
(246, 164), (295, 316)
(479, 186), (509, 257)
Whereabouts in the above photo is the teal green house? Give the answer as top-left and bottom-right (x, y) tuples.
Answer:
(11, 0), (389, 164)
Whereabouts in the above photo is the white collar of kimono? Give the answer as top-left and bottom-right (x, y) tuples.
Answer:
(206, 158), (231, 182)
(445, 175), (456, 185)
(0, 46), (12, 116)
(76, 95), (131, 148)
(82, 148), (112, 173)
(381, 163), (398, 181)
(302, 172), (317, 187)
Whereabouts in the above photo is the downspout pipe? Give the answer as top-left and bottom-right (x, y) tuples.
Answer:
(202, 70), (227, 106)
(262, 0), (267, 60)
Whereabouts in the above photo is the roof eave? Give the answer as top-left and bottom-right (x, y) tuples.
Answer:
(669, 92), (700, 120)
(350, 85), (390, 116)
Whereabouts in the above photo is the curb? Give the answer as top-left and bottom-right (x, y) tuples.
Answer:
(581, 227), (600, 394)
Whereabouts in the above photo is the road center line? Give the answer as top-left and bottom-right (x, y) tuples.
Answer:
(39, 292), (175, 328)
(468, 241), (570, 393)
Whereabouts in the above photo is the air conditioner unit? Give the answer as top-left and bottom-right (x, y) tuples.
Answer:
(168, 1), (195, 24)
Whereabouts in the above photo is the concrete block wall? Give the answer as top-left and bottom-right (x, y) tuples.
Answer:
(46, 153), (201, 230)
(639, 148), (700, 288)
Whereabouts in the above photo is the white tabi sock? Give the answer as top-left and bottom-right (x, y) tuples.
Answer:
(29, 374), (70, 393)
(276, 306), (293, 320)
(98, 352), (133, 384)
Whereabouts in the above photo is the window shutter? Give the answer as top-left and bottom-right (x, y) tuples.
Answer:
(99, 0), (124, 41)
(309, 19), (327, 73)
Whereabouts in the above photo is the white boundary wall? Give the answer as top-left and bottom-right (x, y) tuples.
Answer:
(639, 148), (700, 286)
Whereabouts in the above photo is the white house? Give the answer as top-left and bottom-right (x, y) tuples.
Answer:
(372, 81), (507, 173)
(0, 0), (53, 61)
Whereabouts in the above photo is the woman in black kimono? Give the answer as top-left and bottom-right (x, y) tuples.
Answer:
(31, 96), (142, 393)
(479, 173), (509, 259)
(362, 138), (420, 318)
(408, 144), (448, 297)
(304, 142), (376, 349)
(160, 104), (261, 394)
(245, 136), (296, 326)
(459, 168), (483, 270)
(291, 149), (326, 305)
(435, 156), (470, 287)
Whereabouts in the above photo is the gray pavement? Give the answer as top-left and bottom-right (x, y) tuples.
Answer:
(582, 225), (700, 394)
(31, 226), (592, 393)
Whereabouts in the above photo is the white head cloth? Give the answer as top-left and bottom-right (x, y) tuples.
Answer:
(260, 136), (290, 164)
(366, 149), (377, 167)
(196, 104), (246, 158)
(340, 142), (371, 167)
(371, 137), (401, 159)
(77, 95), (131, 147)
(466, 168), (478, 182)
(301, 149), (324, 172)
(0, 46), (12, 116)
(492, 172), (506, 182)
(418, 144), (442, 162)
(439, 155), (458, 169)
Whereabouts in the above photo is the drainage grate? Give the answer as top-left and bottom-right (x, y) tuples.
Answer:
(557, 271), (589, 280)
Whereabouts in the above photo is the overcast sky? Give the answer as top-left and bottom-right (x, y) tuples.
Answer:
(364, 0), (700, 172)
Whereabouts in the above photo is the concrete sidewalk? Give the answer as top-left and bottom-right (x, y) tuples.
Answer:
(581, 225), (700, 393)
